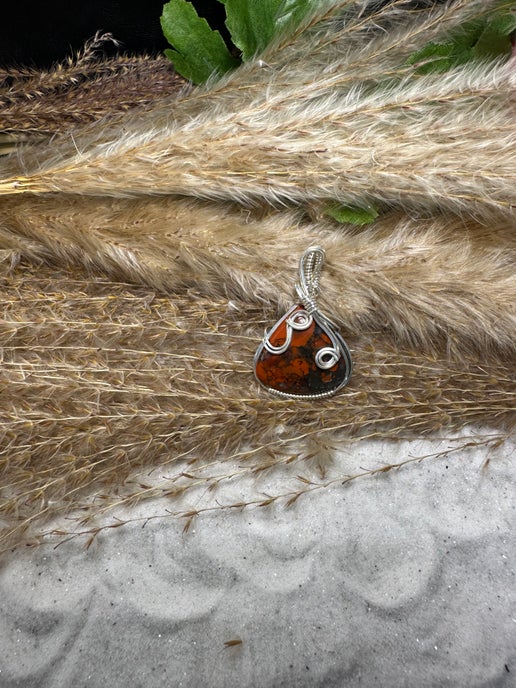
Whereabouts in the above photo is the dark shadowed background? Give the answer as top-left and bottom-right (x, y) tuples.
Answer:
(0, 0), (228, 68)
(0, 0), (445, 68)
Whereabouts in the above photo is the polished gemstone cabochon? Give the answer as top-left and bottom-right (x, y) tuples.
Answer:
(254, 305), (351, 398)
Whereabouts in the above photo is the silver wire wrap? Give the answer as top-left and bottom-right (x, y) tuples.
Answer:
(254, 243), (353, 398)
(262, 309), (313, 355)
(295, 246), (325, 314)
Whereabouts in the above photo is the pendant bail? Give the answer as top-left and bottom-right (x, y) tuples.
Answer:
(296, 245), (325, 314)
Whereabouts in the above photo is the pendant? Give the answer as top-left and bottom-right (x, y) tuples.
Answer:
(254, 246), (352, 399)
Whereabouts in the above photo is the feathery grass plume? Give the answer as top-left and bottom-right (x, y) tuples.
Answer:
(0, 259), (513, 551)
(0, 34), (186, 142)
(0, 0), (514, 554)
(0, 195), (514, 356)
(0, 0), (514, 220)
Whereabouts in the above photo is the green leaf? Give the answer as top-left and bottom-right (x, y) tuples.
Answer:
(161, 0), (239, 84)
(406, 42), (456, 75)
(473, 14), (516, 60)
(324, 202), (379, 226)
(407, 10), (516, 74)
(220, 0), (283, 60)
(446, 18), (486, 50)
(274, 0), (316, 34)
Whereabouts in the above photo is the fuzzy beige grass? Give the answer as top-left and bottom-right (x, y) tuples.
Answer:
(0, 0), (514, 553)
(0, 196), (514, 357)
(0, 260), (513, 551)
(0, 0), (514, 220)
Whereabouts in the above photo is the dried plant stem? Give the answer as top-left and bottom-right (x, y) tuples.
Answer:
(0, 0), (514, 555)
(0, 0), (513, 219)
(0, 196), (514, 356)
(41, 434), (512, 551)
(0, 262), (513, 551)
(0, 33), (186, 140)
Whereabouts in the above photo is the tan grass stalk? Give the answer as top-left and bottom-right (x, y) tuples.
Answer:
(44, 435), (509, 550)
(0, 1), (514, 554)
(0, 0), (513, 220)
(0, 33), (186, 138)
(0, 195), (514, 357)
(0, 261), (513, 551)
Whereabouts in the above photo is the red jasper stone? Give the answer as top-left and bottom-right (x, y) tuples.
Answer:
(254, 305), (351, 398)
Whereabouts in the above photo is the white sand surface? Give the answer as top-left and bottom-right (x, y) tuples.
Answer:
(0, 431), (514, 688)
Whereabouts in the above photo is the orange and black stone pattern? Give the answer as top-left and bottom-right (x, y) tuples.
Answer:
(254, 305), (350, 398)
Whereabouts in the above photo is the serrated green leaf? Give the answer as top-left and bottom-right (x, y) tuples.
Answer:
(324, 203), (379, 226)
(161, 0), (239, 84)
(220, 0), (283, 60)
(274, 0), (316, 34)
(488, 12), (516, 36)
(407, 10), (516, 75)
(406, 42), (457, 75)
(473, 14), (516, 60)
(447, 18), (486, 50)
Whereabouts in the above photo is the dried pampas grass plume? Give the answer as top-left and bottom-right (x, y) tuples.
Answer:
(0, 0), (514, 220)
(0, 33), (186, 143)
(0, 0), (514, 552)
(0, 195), (515, 357)
(0, 260), (513, 550)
